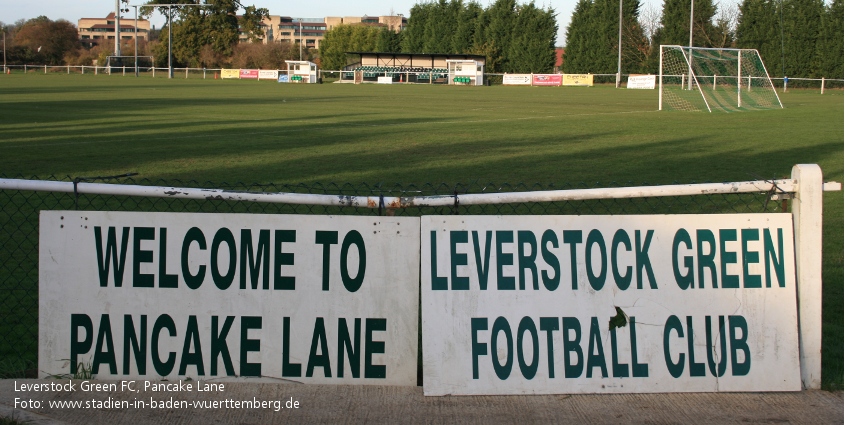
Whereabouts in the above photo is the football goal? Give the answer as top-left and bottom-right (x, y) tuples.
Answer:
(659, 45), (783, 112)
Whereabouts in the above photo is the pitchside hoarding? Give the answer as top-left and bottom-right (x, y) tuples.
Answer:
(627, 75), (656, 89)
(258, 70), (279, 80)
(532, 74), (563, 86)
(220, 69), (240, 79)
(503, 74), (532, 85)
(562, 74), (594, 86)
(39, 211), (420, 386)
(421, 214), (800, 395)
(239, 69), (259, 79)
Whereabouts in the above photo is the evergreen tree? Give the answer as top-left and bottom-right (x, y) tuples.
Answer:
(484, 0), (518, 72)
(400, 3), (432, 53)
(780, 0), (825, 78)
(453, 1), (483, 54)
(816, 0), (843, 78)
(507, 3), (557, 73)
(736, 0), (781, 74)
(563, 0), (647, 74)
(562, 0), (595, 73)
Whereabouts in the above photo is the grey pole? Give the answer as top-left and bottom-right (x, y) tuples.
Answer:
(134, 6), (138, 77)
(168, 5), (173, 79)
(2, 32), (6, 74)
(616, 0), (623, 88)
(299, 20), (302, 61)
(115, 0), (121, 57)
(687, 0), (694, 90)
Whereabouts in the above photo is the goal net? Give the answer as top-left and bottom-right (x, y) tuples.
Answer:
(659, 45), (783, 112)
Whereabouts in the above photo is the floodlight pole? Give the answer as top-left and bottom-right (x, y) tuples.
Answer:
(2, 31), (6, 74)
(299, 20), (303, 61)
(168, 5), (173, 78)
(688, 0), (694, 90)
(616, 0), (623, 88)
(134, 6), (138, 77)
(115, 0), (122, 57)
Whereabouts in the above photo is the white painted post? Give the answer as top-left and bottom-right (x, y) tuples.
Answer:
(791, 164), (823, 389)
(820, 77), (825, 94)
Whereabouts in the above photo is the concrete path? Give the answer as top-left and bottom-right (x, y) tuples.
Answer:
(1, 380), (842, 424)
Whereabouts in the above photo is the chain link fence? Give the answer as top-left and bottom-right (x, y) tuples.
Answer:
(0, 174), (788, 378)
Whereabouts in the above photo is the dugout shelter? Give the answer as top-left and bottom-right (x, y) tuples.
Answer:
(285, 60), (318, 83)
(341, 52), (486, 84)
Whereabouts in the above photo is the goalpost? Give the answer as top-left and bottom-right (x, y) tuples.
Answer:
(106, 56), (154, 74)
(659, 45), (783, 112)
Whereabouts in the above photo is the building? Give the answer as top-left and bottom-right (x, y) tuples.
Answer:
(240, 15), (407, 50)
(78, 12), (151, 48)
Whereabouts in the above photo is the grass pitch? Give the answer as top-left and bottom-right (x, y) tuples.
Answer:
(0, 74), (842, 387)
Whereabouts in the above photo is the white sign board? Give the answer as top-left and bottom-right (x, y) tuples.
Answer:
(421, 214), (800, 395)
(627, 75), (656, 89)
(503, 74), (532, 85)
(39, 211), (420, 386)
(377, 76), (393, 84)
(258, 70), (279, 80)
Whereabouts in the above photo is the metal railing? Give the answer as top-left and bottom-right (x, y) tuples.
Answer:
(3, 64), (841, 92)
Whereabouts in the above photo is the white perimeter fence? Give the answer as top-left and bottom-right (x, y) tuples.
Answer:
(0, 164), (840, 388)
(3, 64), (842, 93)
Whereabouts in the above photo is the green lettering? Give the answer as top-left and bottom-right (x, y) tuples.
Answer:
(211, 316), (235, 376)
(240, 316), (262, 377)
(672, 229), (694, 290)
(92, 314), (117, 375)
(764, 229), (785, 288)
(211, 228), (236, 290)
(364, 318), (386, 379)
(240, 229), (271, 290)
(491, 316), (513, 380)
(123, 315), (147, 375)
(585, 230), (607, 291)
(133, 227), (154, 288)
(95, 226), (130, 287)
(306, 318), (332, 378)
(341, 231), (366, 292)
(472, 231), (493, 290)
(337, 318), (361, 378)
(517, 231), (538, 290)
(720, 229), (739, 289)
(181, 227), (206, 290)
(450, 231), (469, 290)
(496, 231), (515, 290)
(151, 314), (177, 376)
(696, 229), (717, 288)
(663, 315), (684, 378)
(179, 315), (205, 376)
(316, 231), (338, 291)
(274, 230), (296, 290)
(563, 231), (582, 290)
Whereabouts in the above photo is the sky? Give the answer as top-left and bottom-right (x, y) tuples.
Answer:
(0, 0), (676, 46)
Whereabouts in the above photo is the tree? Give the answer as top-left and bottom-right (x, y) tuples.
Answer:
(816, 0), (843, 78)
(563, 0), (647, 74)
(507, 3), (557, 73)
(144, 0), (268, 67)
(12, 17), (80, 65)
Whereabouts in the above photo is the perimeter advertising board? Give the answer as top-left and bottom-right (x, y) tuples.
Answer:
(421, 214), (800, 395)
(258, 70), (279, 80)
(562, 74), (594, 86)
(239, 69), (259, 79)
(503, 74), (532, 85)
(627, 75), (656, 89)
(39, 211), (420, 386)
(532, 74), (562, 86)
(220, 69), (240, 79)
